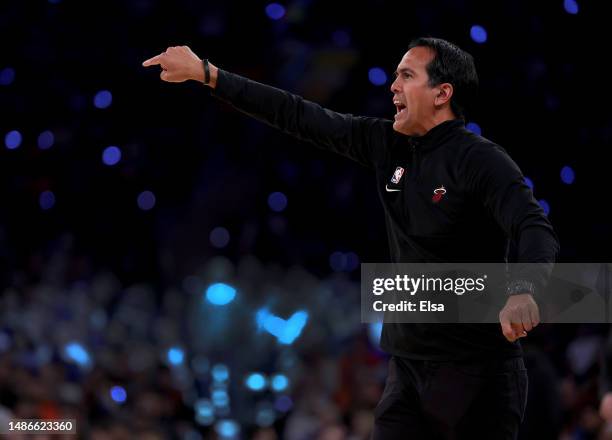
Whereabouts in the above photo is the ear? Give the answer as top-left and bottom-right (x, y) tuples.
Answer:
(434, 83), (454, 107)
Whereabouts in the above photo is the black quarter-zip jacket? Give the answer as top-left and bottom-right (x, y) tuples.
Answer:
(211, 69), (560, 360)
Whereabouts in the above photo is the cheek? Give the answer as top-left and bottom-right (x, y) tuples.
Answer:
(406, 88), (423, 103)
(412, 90), (435, 111)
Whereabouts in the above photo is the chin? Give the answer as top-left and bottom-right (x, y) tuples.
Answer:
(392, 121), (410, 136)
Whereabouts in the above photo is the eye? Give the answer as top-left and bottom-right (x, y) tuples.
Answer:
(403, 72), (412, 79)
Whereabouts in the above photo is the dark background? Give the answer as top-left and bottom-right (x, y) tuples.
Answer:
(1, 0), (611, 439)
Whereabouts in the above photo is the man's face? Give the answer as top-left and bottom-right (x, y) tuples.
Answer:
(390, 46), (439, 136)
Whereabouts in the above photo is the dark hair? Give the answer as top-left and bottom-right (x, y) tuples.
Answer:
(407, 37), (479, 119)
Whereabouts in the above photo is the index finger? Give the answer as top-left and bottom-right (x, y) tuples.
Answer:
(142, 54), (164, 67)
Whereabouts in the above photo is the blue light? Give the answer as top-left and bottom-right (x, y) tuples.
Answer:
(39, 191), (56, 210)
(329, 251), (346, 272)
(215, 420), (239, 438)
(195, 412), (215, 426)
(245, 373), (267, 391)
(0, 67), (15, 86)
(368, 322), (383, 346)
(5, 130), (22, 150)
(256, 308), (272, 329)
(561, 165), (575, 184)
(268, 192), (288, 212)
(368, 67), (387, 86)
(524, 177), (534, 190)
(102, 146), (121, 166)
(261, 314), (287, 338)
(470, 25), (488, 44)
(210, 227), (230, 248)
(64, 342), (90, 366)
(265, 3), (286, 20)
(212, 389), (229, 407)
(539, 199), (550, 215)
(271, 374), (289, 392)
(256, 308), (308, 345)
(94, 90), (112, 109)
(37, 130), (54, 149)
(167, 347), (185, 365)
(279, 311), (308, 344)
(466, 122), (482, 135)
(110, 386), (127, 403)
(345, 252), (360, 271)
(274, 395), (293, 412)
(205, 283), (237, 306)
(564, 0), (579, 14)
(255, 407), (276, 427)
(195, 399), (214, 425)
(195, 399), (214, 417)
(211, 364), (229, 382)
(137, 190), (156, 210)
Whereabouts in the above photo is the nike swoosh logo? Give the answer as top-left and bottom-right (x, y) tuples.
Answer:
(385, 185), (401, 192)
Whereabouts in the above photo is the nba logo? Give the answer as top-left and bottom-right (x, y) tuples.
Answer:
(390, 167), (405, 184)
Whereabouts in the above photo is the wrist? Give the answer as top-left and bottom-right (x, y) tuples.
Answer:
(195, 59), (218, 88)
(506, 279), (535, 296)
(207, 63), (218, 88)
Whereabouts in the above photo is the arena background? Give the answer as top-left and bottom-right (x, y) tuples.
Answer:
(1, 0), (611, 438)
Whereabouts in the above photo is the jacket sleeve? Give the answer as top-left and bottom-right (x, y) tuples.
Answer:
(462, 143), (560, 295)
(210, 69), (389, 169)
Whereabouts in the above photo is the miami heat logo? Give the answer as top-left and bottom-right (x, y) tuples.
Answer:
(432, 186), (446, 203)
(390, 167), (405, 184)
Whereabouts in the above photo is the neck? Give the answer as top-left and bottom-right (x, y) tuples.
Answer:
(413, 109), (457, 136)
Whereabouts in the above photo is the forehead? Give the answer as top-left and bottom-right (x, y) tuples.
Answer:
(396, 46), (434, 71)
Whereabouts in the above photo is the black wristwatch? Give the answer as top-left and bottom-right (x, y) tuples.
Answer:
(202, 58), (210, 85)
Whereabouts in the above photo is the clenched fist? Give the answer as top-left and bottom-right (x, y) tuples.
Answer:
(142, 45), (217, 87)
(499, 293), (540, 342)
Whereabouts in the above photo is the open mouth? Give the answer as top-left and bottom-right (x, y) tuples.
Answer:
(394, 101), (407, 116)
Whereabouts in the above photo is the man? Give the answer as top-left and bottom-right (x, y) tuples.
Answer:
(143, 38), (559, 439)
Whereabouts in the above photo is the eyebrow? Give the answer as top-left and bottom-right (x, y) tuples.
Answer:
(394, 67), (416, 77)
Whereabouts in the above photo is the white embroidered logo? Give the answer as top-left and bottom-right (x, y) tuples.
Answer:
(390, 167), (405, 184)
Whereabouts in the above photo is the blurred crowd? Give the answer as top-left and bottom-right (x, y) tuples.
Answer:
(0, 247), (612, 439)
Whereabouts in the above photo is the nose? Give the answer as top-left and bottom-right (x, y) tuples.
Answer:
(390, 76), (400, 94)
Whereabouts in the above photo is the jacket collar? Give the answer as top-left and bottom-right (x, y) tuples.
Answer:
(409, 118), (465, 150)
